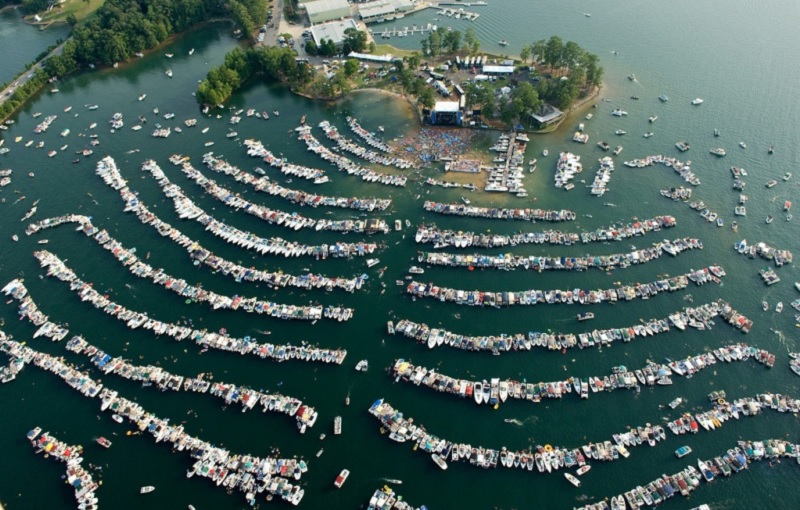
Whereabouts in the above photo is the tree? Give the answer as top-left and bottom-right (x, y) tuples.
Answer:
(342, 28), (367, 55)
(427, 30), (440, 57)
(418, 87), (435, 109)
(519, 45), (531, 66)
(305, 39), (318, 56)
(443, 30), (461, 54)
(545, 36), (564, 74)
(464, 27), (479, 55)
(531, 39), (546, 65)
(344, 58), (358, 77)
(404, 52), (421, 71)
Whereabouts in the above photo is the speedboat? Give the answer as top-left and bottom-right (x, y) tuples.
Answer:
(542, 149), (549, 157)
(692, 98), (704, 105)
(675, 445), (692, 458)
(140, 486), (155, 494)
(739, 141), (747, 149)
(564, 472), (581, 487)
(783, 172), (792, 181)
(776, 302), (783, 313)
(762, 301), (769, 311)
(659, 95), (669, 102)
(432, 453), (448, 470)
(334, 469), (350, 488)
(766, 215), (773, 224)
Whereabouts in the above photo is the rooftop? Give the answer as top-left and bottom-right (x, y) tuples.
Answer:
(304, 0), (351, 17)
(434, 101), (460, 113)
(310, 18), (359, 45)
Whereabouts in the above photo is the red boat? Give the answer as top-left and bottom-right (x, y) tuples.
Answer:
(96, 436), (112, 448)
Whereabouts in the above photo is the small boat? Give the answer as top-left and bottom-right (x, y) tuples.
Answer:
(204, 141), (214, 147)
(576, 465), (591, 476)
(166, 69), (173, 78)
(659, 95), (669, 102)
(615, 129), (626, 135)
(784, 201), (792, 211)
(716, 217), (723, 227)
(201, 127), (209, 134)
(710, 148), (726, 157)
(333, 469), (349, 488)
(668, 397), (683, 409)
(409, 266), (424, 274)
(27, 427), (42, 441)
(432, 454), (448, 470)
(273, 110), (280, 116)
(766, 215), (773, 224)
(366, 258), (380, 268)
(766, 180), (777, 188)
(96, 436), (112, 448)
(776, 302), (783, 313)
(189, 48), (195, 55)
(783, 172), (792, 181)
(714, 128), (721, 137)
(564, 473), (581, 487)
(648, 115), (658, 123)
(165, 53), (174, 58)
(768, 145), (775, 154)
(140, 486), (155, 494)
(675, 445), (692, 458)
(498, 40), (509, 46)
(355, 359), (368, 372)
(334, 415), (342, 435)
(762, 301), (769, 312)
(542, 149), (549, 157)
(461, 196), (471, 205)
(675, 141), (690, 151)
(577, 312), (595, 322)
(316, 448), (324, 457)
(111, 414), (124, 424)
(692, 98), (704, 105)
(138, 94), (147, 101)
(643, 132), (654, 138)
(739, 141), (746, 149)
(627, 74), (636, 81)
(630, 95), (639, 100)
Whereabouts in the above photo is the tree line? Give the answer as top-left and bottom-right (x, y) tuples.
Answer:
(195, 46), (311, 106)
(41, 0), (269, 77)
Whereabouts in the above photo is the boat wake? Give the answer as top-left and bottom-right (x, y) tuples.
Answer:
(503, 418), (524, 426)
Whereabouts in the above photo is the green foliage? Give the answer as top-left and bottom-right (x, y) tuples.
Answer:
(22, 0), (50, 14)
(196, 45), (311, 106)
(66, 13), (77, 25)
(0, 69), (48, 121)
(343, 59), (358, 77)
(464, 27), (479, 55)
(304, 39), (318, 56)
(342, 28), (367, 55)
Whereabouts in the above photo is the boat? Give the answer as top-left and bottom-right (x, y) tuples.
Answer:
(627, 74), (636, 81)
(96, 436), (112, 448)
(432, 453), (448, 470)
(762, 301), (769, 311)
(766, 179), (777, 188)
(334, 416), (342, 435)
(585, 113), (593, 120)
(784, 201), (792, 211)
(783, 172), (792, 181)
(698, 460), (714, 482)
(766, 215), (773, 224)
(630, 95), (639, 100)
(111, 414), (124, 424)
(564, 473), (581, 487)
(776, 302), (783, 313)
(138, 94), (146, 101)
(769, 145), (775, 154)
(498, 40), (508, 46)
(576, 465), (591, 476)
(189, 48), (195, 55)
(710, 148), (726, 157)
(140, 486), (155, 494)
(643, 132), (654, 138)
(366, 258), (380, 268)
(542, 149), (549, 157)
(611, 109), (628, 116)
(668, 397), (683, 409)
(649, 115), (658, 123)
(692, 98), (704, 105)
(273, 110), (280, 116)
(316, 448), (324, 457)
(675, 141), (690, 151)
(716, 217), (723, 227)
(27, 427), (42, 440)
(461, 196), (471, 205)
(408, 266), (425, 274)
(659, 95), (669, 102)
(334, 469), (350, 488)
(355, 359), (368, 372)
(166, 69), (173, 78)
(739, 141), (747, 149)
(613, 145), (623, 156)
(796, 282), (800, 292)
(615, 129), (626, 135)
(675, 445), (692, 458)
(577, 312), (595, 322)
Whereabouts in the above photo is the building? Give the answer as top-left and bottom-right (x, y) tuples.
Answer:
(430, 101), (462, 126)
(529, 104), (564, 128)
(358, 0), (414, 24)
(310, 18), (360, 49)
(482, 65), (514, 76)
(302, 0), (352, 25)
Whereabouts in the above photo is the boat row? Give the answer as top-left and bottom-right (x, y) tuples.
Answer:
(422, 201), (576, 222)
(759, 267), (780, 286)
(666, 393), (800, 437)
(243, 138), (326, 182)
(590, 156), (615, 196)
(297, 126), (408, 187)
(555, 151), (583, 189)
(33, 114), (57, 134)
(346, 116), (393, 153)
(28, 429), (99, 509)
(178, 156), (390, 234)
(404, 266), (726, 307)
(484, 133), (527, 194)
(623, 155), (701, 186)
(367, 486), (422, 510)
(318, 121), (414, 169)
(0, 335), (307, 506)
(369, 398), (666, 473)
(734, 239), (793, 266)
(660, 186), (692, 201)
(413, 216), (678, 248)
(64, 335), (319, 432)
(3, 278), (347, 364)
(195, 152), (391, 210)
(392, 344), (771, 406)
(101, 157), (378, 260)
(390, 300), (748, 353)
(416, 237), (703, 272)
(27, 214), (365, 293)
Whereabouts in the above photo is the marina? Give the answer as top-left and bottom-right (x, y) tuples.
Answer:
(2, 2), (800, 508)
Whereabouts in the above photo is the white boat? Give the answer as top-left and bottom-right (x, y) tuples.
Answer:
(166, 69), (173, 78)
(576, 465), (591, 476)
(432, 453), (448, 470)
(355, 359), (368, 371)
(776, 302), (783, 313)
(140, 486), (155, 494)
(334, 469), (349, 488)
(111, 414), (124, 423)
(564, 473), (581, 487)
(692, 98), (704, 105)
(366, 258), (380, 268)
(542, 149), (549, 157)
(739, 141), (747, 149)
(138, 94), (146, 101)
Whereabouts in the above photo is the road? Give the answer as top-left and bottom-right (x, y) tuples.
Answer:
(0, 41), (66, 108)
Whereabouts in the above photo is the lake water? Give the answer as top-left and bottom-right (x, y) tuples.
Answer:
(1, 2), (800, 509)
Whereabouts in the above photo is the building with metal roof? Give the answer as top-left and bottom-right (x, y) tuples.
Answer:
(310, 18), (359, 48)
(303, 0), (352, 24)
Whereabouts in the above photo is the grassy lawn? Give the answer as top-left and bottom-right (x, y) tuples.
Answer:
(32, 0), (104, 24)
(371, 44), (416, 59)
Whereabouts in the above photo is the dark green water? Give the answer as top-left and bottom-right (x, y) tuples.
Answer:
(1, 2), (800, 509)
(0, 7), (69, 85)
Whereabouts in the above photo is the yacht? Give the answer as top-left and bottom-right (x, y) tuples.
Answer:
(355, 359), (368, 372)
(564, 473), (581, 487)
(709, 148), (726, 157)
(366, 258), (380, 268)
(675, 141), (690, 151)
(611, 109), (628, 116)
(577, 312), (594, 321)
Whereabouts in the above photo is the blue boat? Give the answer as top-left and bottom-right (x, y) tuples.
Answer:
(675, 445), (692, 458)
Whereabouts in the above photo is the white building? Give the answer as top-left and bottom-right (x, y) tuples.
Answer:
(358, 0), (414, 23)
(302, 0), (352, 25)
(310, 18), (360, 49)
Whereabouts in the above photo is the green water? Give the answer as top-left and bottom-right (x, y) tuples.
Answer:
(1, 2), (800, 509)
(0, 7), (70, 85)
